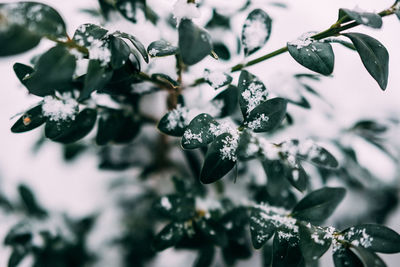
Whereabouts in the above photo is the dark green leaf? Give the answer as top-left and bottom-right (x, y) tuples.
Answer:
(147, 40), (179, 57)
(24, 46), (76, 96)
(272, 232), (305, 267)
(151, 73), (179, 88)
(181, 113), (218, 149)
(285, 161), (308, 192)
(115, 31), (149, 63)
(200, 133), (237, 184)
(343, 33), (389, 90)
(0, 2), (66, 56)
(204, 69), (232, 89)
(206, 9), (231, 29)
(287, 39), (334, 75)
(18, 184), (47, 218)
(333, 248), (363, 267)
(79, 60), (113, 101)
(157, 106), (189, 137)
(350, 246), (387, 267)
(242, 9), (272, 56)
(154, 195), (195, 221)
(238, 70), (268, 117)
(339, 8), (382, 29)
(249, 207), (276, 249)
(213, 42), (231, 60)
(115, 0), (137, 23)
(8, 248), (28, 267)
(396, 9), (400, 20)
(73, 24), (108, 47)
(11, 105), (46, 133)
(343, 224), (400, 253)
(178, 19), (213, 65)
(13, 63), (34, 86)
(45, 109), (97, 143)
(109, 35), (131, 69)
(28, 58), (71, 95)
(291, 187), (346, 224)
(152, 222), (185, 251)
(244, 97), (287, 133)
(96, 109), (140, 145)
(298, 224), (332, 261)
(282, 139), (339, 169)
(4, 223), (32, 246)
(194, 246), (215, 267)
(212, 85), (239, 118)
(195, 218), (228, 246)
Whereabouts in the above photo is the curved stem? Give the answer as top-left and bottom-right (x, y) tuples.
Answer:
(218, 5), (397, 75)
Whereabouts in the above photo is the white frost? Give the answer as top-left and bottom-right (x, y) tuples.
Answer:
(42, 93), (78, 121)
(288, 31), (317, 49)
(89, 39), (111, 67)
(166, 104), (190, 131)
(204, 70), (228, 89)
(241, 79), (268, 114)
(172, 0), (200, 25)
(242, 14), (269, 53)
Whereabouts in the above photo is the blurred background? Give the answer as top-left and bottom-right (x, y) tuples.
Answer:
(0, 0), (400, 266)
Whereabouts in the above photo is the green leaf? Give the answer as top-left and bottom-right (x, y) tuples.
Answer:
(18, 184), (47, 218)
(200, 133), (237, 184)
(212, 85), (239, 118)
(13, 63), (34, 86)
(281, 139), (339, 169)
(287, 39), (335, 75)
(114, 31), (149, 63)
(241, 9), (272, 56)
(154, 195), (196, 221)
(249, 207), (276, 249)
(195, 218), (228, 246)
(151, 73), (179, 88)
(298, 224), (332, 261)
(8, 248), (28, 267)
(79, 60), (113, 101)
(194, 246), (215, 267)
(157, 106), (189, 137)
(0, 2), (66, 56)
(284, 161), (308, 192)
(396, 9), (400, 20)
(350, 246), (387, 267)
(96, 109), (140, 145)
(343, 33), (389, 90)
(11, 105), (46, 133)
(238, 70), (268, 117)
(333, 248), (363, 267)
(152, 222), (185, 251)
(244, 97), (287, 133)
(45, 109), (97, 143)
(178, 19), (213, 65)
(109, 35), (131, 69)
(147, 40), (179, 57)
(4, 223), (32, 246)
(291, 187), (346, 224)
(339, 8), (382, 29)
(181, 113), (218, 149)
(115, 0), (137, 23)
(73, 24), (108, 47)
(272, 232), (305, 267)
(343, 224), (400, 253)
(24, 46), (76, 96)
(204, 69), (233, 89)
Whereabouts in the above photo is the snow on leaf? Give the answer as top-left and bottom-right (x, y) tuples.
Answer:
(42, 93), (78, 121)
